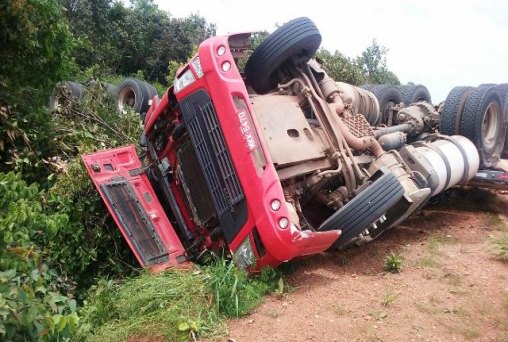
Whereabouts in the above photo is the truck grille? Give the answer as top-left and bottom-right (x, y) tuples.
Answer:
(187, 102), (243, 214)
(101, 178), (168, 265)
(180, 89), (247, 243)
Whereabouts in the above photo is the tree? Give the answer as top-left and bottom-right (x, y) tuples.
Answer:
(59, 0), (215, 83)
(357, 39), (400, 85)
(0, 0), (74, 179)
(316, 49), (367, 85)
(0, 0), (74, 91)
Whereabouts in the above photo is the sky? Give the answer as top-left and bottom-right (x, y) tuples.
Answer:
(154, 0), (508, 102)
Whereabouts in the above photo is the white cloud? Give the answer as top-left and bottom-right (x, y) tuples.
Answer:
(156, 0), (508, 102)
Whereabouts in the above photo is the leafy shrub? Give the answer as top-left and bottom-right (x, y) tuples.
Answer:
(383, 252), (403, 273)
(0, 172), (67, 270)
(0, 267), (79, 341)
(0, 172), (78, 340)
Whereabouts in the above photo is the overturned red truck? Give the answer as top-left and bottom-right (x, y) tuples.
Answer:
(83, 18), (508, 272)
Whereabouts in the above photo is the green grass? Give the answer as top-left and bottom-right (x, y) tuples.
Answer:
(488, 233), (508, 261)
(383, 252), (403, 273)
(75, 261), (279, 341)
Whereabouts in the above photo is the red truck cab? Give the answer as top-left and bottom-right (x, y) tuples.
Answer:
(82, 32), (341, 271)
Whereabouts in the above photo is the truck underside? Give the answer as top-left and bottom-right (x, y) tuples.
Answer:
(82, 17), (508, 272)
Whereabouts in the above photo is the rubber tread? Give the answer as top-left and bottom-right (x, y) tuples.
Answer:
(440, 86), (473, 136)
(399, 84), (432, 105)
(245, 17), (321, 94)
(460, 86), (503, 167)
(494, 83), (508, 157)
(319, 172), (404, 247)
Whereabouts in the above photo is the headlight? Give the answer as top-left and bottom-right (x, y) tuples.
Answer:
(233, 236), (255, 269)
(174, 69), (196, 94)
(191, 57), (204, 78)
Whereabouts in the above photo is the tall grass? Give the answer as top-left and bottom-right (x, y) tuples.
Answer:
(75, 261), (279, 341)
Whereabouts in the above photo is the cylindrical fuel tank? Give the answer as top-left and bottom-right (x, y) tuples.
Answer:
(411, 135), (479, 196)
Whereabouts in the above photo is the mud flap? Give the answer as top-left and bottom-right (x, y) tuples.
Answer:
(318, 170), (404, 248)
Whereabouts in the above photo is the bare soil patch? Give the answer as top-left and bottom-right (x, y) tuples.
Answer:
(224, 188), (508, 342)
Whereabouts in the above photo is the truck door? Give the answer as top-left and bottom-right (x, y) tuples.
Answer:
(82, 145), (187, 271)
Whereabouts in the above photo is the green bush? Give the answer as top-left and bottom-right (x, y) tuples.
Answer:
(0, 172), (78, 340)
(0, 267), (79, 341)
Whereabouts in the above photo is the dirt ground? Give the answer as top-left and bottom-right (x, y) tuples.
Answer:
(224, 188), (508, 342)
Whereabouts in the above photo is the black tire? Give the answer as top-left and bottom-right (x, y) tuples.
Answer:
(368, 85), (402, 125)
(494, 83), (508, 158)
(49, 81), (84, 112)
(320, 171), (404, 249)
(116, 78), (151, 115)
(245, 17), (321, 94)
(360, 84), (379, 92)
(104, 82), (117, 97)
(439, 86), (474, 136)
(142, 81), (158, 99)
(460, 86), (504, 167)
(399, 84), (432, 105)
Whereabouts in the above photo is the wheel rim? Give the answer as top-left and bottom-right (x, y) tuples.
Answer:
(481, 102), (500, 151)
(117, 86), (136, 114)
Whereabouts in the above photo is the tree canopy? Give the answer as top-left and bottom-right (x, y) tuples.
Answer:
(59, 0), (216, 83)
(317, 39), (400, 86)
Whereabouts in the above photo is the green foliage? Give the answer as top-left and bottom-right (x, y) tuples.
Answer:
(357, 39), (400, 85)
(0, 172), (66, 270)
(316, 49), (367, 85)
(204, 260), (279, 317)
(0, 267), (79, 341)
(0, 172), (79, 340)
(76, 263), (279, 341)
(383, 252), (403, 273)
(166, 60), (183, 84)
(61, 0), (215, 84)
(317, 40), (400, 86)
(0, 0), (74, 91)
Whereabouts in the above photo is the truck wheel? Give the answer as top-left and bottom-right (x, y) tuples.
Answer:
(116, 78), (151, 116)
(368, 85), (402, 125)
(399, 84), (432, 105)
(104, 82), (118, 97)
(49, 81), (84, 112)
(88, 80), (117, 98)
(360, 84), (379, 92)
(245, 17), (322, 94)
(320, 170), (404, 249)
(439, 86), (473, 136)
(460, 86), (504, 167)
(143, 82), (159, 99)
(494, 83), (508, 158)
